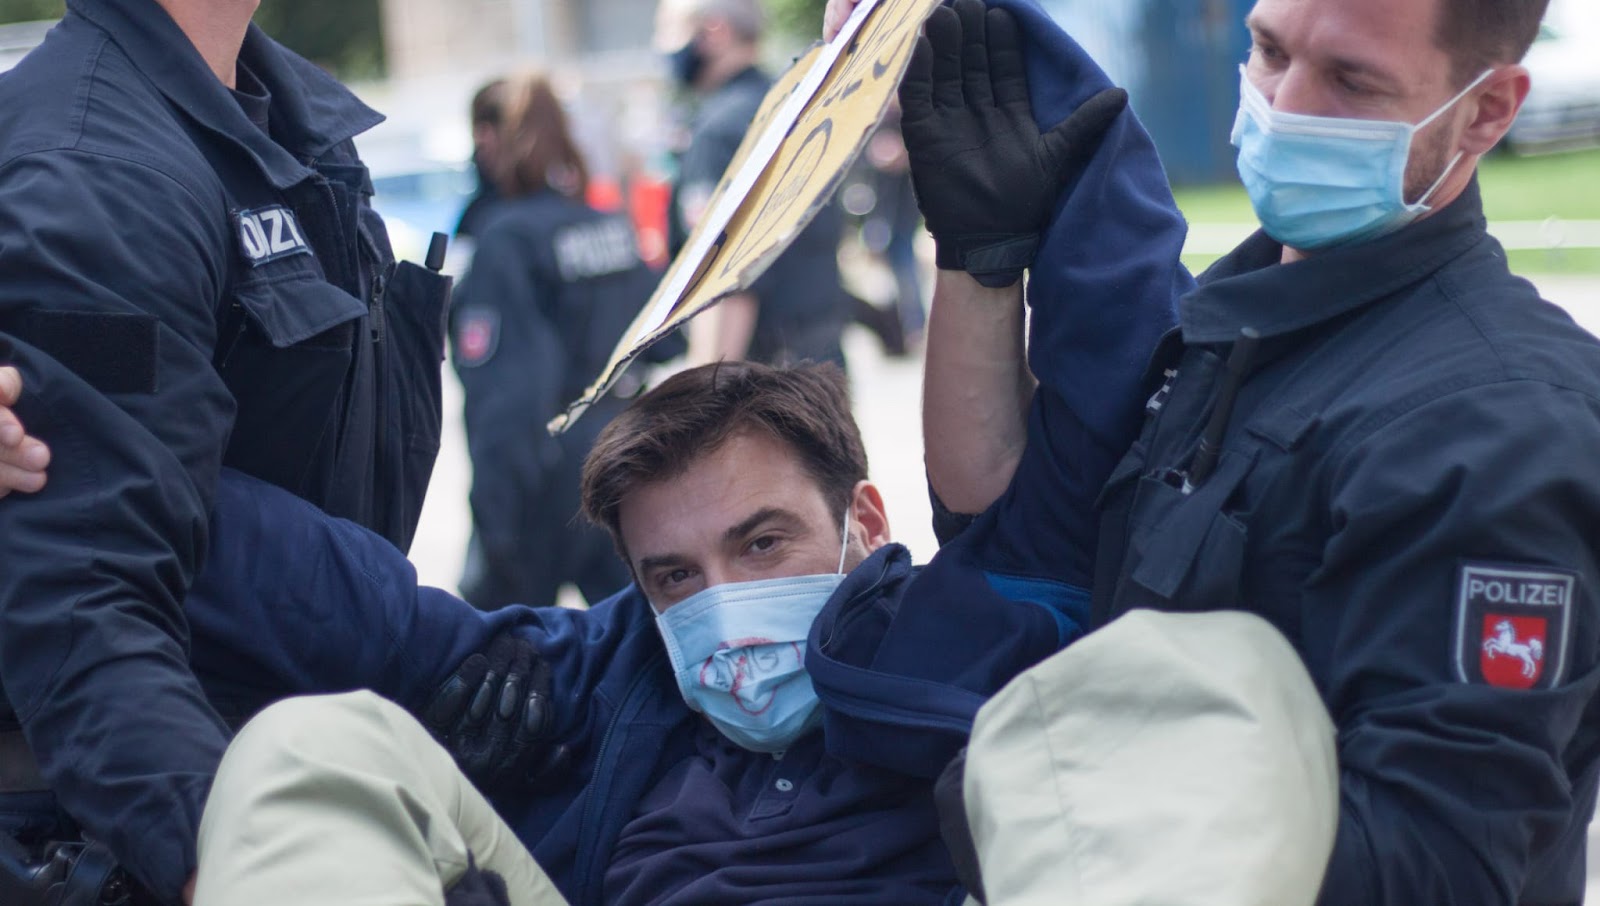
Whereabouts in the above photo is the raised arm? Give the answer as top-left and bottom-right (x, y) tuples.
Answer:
(905, 0), (1188, 563)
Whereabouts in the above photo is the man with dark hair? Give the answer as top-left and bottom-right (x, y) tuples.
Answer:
(136, 16), (1179, 897)
(170, 346), (1106, 904)
(824, 0), (1600, 900)
(579, 362), (869, 549)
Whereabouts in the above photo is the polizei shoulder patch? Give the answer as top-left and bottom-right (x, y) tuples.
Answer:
(1454, 563), (1576, 691)
(236, 205), (311, 266)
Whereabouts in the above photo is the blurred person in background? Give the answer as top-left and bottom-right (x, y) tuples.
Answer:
(662, 0), (852, 369)
(450, 71), (679, 610)
(839, 108), (924, 358)
(455, 78), (510, 246)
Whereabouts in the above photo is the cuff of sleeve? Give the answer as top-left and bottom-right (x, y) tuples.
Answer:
(121, 802), (203, 903)
(929, 477), (981, 547)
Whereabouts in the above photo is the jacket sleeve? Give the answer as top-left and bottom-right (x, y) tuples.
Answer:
(451, 221), (567, 562)
(0, 152), (236, 901)
(958, 1), (1190, 589)
(188, 469), (641, 745)
(1310, 382), (1600, 904)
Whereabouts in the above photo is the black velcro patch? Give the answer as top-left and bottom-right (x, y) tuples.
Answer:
(24, 310), (159, 395)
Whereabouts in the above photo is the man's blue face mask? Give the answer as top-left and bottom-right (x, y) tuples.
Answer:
(1230, 66), (1493, 250)
(653, 505), (852, 752)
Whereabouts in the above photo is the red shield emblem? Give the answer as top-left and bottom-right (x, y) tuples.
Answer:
(453, 307), (499, 368)
(1479, 614), (1547, 690)
(1455, 564), (1574, 691)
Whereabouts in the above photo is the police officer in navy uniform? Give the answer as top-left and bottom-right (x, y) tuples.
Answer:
(450, 72), (676, 610)
(665, 0), (851, 368)
(0, 0), (451, 900)
(884, 0), (1600, 900)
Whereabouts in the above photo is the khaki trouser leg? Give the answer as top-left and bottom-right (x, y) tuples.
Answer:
(193, 690), (569, 906)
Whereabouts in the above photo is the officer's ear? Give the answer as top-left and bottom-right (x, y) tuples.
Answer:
(1458, 65), (1528, 156)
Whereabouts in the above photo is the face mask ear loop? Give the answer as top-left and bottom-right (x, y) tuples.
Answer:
(1406, 69), (1493, 211)
(1415, 68), (1496, 131)
(837, 501), (852, 575)
(1412, 149), (1467, 211)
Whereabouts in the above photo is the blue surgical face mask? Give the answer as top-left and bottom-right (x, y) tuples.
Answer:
(1230, 66), (1492, 250)
(653, 506), (853, 752)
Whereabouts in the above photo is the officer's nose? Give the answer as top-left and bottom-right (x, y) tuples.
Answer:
(1265, 65), (1329, 118)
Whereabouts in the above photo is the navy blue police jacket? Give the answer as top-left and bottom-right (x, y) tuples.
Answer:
(179, 7), (1181, 903)
(0, 0), (447, 897)
(1091, 178), (1600, 904)
(450, 191), (679, 607)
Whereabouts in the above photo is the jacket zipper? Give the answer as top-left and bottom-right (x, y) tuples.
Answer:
(369, 267), (387, 347)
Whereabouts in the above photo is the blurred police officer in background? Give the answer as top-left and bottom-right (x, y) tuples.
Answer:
(451, 71), (681, 610)
(0, 0), (452, 900)
(663, 0), (852, 369)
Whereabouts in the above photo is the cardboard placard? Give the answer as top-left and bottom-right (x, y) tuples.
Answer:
(550, 0), (938, 433)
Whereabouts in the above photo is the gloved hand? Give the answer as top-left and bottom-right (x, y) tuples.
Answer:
(898, 0), (1128, 288)
(421, 632), (572, 791)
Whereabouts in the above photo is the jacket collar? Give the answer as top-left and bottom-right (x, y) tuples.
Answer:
(1179, 176), (1489, 345)
(69, 0), (383, 191)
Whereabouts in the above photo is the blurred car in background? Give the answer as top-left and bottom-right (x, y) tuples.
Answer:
(360, 130), (478, 269)
(1506, 7), (1600, 153)
(367, 157), (477, 267)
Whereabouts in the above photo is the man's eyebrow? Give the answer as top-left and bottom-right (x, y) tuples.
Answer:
(1244, 13), (1277, 44)
(632, 508), (806, 574)
(636, 552), (691, 574)
(1326, 55), (1402, 88)
(723, 506), (805, 545)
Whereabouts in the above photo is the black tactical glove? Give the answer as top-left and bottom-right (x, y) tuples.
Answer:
(898, 0), (1128, 288)
(421, 632), (572, 791)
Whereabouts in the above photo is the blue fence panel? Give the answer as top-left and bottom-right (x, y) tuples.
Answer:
(1037, 0), (1253, 185)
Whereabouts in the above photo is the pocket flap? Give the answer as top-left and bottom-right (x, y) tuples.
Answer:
(1130, 448), (1256, 599)
(234, 274), (366, 348)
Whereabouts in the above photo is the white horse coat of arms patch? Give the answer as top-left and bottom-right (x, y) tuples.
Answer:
(1455, 563), (1575, 691)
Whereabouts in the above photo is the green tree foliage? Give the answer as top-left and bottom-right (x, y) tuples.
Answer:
(254, 0), (386, 79)
(763, 0), (829, 45)
(0, 0), (384, 79)
(0, 0), (63, 24)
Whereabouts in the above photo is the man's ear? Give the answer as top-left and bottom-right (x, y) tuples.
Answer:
(1460, 64), (1530, 156)
(848, 480), (892, 553)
